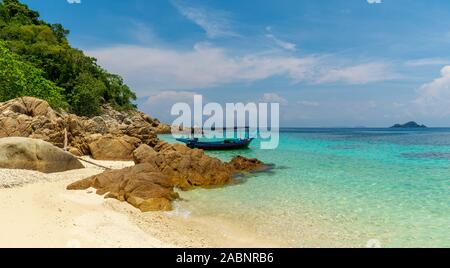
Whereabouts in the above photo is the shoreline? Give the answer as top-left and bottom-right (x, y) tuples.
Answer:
(0, 158), (284, 248)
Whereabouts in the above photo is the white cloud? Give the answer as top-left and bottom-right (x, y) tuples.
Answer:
(367, 0), (382, 4)
(129, 22), (158, 44)
(88, 44), (398, 96)
(171, 0), (236, 38)
(261, 93), (288, 105)
(265, 27), (297, 52)
(146, 90), (197, 104)
(316, 62), (396, 85)
(87, 43), (319, 95)
(415, 66), (450, 116)
(405, 58), (449, 67)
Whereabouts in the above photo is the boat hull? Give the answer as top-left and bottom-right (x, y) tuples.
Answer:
(176, 138), (254, 150)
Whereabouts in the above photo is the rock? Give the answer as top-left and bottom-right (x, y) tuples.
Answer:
(0, 97), (163, 158)
(68, 147), (83, 157)
(136, 145), (233, 190)
(133, 144), (157, 164)
(84, 116), (109, 134)
(88, 135), (138, 160)
(68, 152), (269, 211)
(154, 123), (171, 134)
(229, 156), (266, 172)
(0, 96), (57, 119)
(0, 137), (84, 173)
(0, 98), (65, 146)
(67, 164), (179, 212)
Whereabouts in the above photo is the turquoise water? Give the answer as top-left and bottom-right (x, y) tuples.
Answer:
(160, 129), (450, 248)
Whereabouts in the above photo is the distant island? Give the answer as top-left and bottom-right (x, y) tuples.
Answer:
(390, 121), (427, 128)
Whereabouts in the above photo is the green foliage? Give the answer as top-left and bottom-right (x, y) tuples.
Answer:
(70, 72), (105, 116)
(0, 41), (67, 109)
(0, 0), (137, 116)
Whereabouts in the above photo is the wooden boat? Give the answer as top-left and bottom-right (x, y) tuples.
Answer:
(176, 137), (254, 150)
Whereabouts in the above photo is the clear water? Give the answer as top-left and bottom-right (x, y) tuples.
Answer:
(160, 128), (450, 248)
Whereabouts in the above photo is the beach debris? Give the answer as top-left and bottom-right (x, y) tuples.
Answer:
(75, 157), (111, 170)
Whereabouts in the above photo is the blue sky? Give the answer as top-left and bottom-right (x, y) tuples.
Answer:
(21, 0), (450, 127)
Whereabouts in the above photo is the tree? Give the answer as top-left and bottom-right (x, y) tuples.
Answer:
(50, 23), (69, 43)
(0, 0), (137, 116)
(1, 0), (40, 25)
(0, 41), (67, 109)
(70, 72), (106, 116)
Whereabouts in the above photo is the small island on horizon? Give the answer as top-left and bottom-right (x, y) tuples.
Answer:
(390, 121), (427, 129)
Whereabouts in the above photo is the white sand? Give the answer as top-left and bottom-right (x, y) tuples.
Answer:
(0, 158), (282, 248)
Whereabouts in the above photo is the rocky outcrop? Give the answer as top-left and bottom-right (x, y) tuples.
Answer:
(133, 142), (232, 189)
(88, 134), (140, 160)
(67, 164), (178, 212)
(0, 97), (64, 146)
(68, 141), (269, 212)
(132, 144), (157, 164)
(229, 156), (266, 172)
(0, 137), (84, 173)
(0, 97), (165, 160)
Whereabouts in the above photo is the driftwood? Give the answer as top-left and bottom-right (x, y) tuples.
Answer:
(75, 156), (111, 170)
(63, 128), (68, 151)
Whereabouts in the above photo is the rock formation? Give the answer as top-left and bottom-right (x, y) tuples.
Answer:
(0, 137), (84, 173)
(67, 164), (178, 211)
(0, 97), (168, 160)
(229, 155), (266, 172)
(135, 143), (234, 190)
(67, 149), (268, 212)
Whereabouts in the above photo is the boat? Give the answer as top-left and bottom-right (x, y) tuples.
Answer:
(176, 137), (254, 150)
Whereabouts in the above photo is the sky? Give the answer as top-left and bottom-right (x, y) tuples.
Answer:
(20, 0), (450, 127)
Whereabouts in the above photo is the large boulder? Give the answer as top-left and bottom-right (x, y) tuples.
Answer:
(88, 135), (140, 160)
(229, 156), (266, 172)
(0, 96), (57, 119)
(0, 97), (61, 141)
(0, 137), (84, 173)
(136, 144), (233, 190)
(132, 144), (157, 164)
(67, 164), (178, 212)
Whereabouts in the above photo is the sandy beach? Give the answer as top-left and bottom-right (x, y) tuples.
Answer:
(0, 158), (282, 248)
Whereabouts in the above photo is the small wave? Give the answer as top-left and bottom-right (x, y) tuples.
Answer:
(164, 203), (192, 219)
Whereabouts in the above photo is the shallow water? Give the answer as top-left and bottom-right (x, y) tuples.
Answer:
(160, 128), (450, 248)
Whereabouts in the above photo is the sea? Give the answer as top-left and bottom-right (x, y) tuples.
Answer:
(160, 128), (450, 248)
